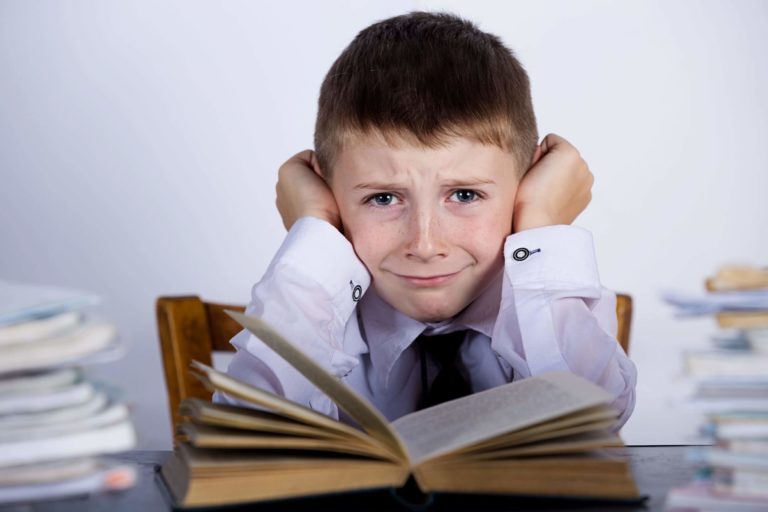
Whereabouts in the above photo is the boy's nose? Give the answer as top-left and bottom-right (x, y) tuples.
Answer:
(404, 207), (447, 261)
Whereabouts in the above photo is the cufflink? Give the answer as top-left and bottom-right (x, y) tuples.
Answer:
(512, 248), (541, 261)
(349, 280), (362, 302)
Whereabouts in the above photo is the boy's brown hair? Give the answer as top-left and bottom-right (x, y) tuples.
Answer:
(314, 11), (538, 178)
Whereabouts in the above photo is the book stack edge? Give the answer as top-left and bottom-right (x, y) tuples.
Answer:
(663, 265), (768, 511)
(0, 281), (137, 505)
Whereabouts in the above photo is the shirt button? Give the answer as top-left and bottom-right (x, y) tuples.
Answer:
(512, 247), (541, 261)
(513, 248), (530, 261)
(349, 280), (363, 301)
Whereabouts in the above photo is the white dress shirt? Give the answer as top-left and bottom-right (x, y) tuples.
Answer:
(215, 216), (637, 429)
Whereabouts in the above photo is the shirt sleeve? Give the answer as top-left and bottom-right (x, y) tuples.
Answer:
(213, 216), (370, 419)
(492, 225), (637, 429)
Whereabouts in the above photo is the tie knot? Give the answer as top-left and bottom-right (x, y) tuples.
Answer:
(417, 330), (467, 366)
(416, 330), (471, 409)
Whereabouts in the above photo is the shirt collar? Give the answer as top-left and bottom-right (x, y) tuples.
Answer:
(358, 272), (502, 390)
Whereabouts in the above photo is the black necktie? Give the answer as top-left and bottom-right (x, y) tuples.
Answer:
(417, 330), (472, 409)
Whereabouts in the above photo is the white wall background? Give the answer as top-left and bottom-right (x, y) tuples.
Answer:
(1, 0), (766, 449)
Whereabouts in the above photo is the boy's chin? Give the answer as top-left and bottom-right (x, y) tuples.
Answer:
(390, 297), (471, 323)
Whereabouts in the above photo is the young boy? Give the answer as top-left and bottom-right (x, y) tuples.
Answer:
(216, 12), (636, 428)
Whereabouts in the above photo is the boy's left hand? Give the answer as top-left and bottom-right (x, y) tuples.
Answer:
(512, 134), (594, 233)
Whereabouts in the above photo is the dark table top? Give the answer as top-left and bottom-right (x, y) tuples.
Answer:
(0, 446), (700, 512)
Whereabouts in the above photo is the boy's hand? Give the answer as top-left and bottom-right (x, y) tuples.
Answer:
(512, 134), (594, 233)
(276, 150), (341, 231)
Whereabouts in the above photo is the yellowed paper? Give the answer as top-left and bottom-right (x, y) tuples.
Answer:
(180, 399), (353, 440)
(224, 311), (408, 461)
(391, 371), (615, 465)
(190, 362), (380, 449)
(181, 423), (397, 460)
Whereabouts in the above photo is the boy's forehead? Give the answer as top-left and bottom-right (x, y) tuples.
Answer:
(333, 133), (520, 182)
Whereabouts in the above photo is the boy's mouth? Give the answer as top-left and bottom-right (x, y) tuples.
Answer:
(394, 271), (462, 287)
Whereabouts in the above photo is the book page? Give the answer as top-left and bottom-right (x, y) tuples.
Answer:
(443, 405), (619, 456)
(181, 423), (397, 460)
(181, 399), (354, 440)
(190, 362), (381, 448)
(224, 311), (408, 461)
(391, 371), (614, 465)
(459, 431), (624, 460)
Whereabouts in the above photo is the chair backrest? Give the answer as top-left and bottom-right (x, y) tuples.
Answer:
(156, 293), (632, 434)
(156, 296), (245, 433)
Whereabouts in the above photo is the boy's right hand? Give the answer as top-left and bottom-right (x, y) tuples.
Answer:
(276, 150), (341, 231)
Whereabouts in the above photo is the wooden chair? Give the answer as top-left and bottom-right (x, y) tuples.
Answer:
(156, 294), (633, 433)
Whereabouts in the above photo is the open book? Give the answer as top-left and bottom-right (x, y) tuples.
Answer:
(161, 311), (640, 508)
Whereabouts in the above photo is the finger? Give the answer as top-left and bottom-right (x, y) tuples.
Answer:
(287, 149), (314, 166)
(529, 144), (543, 167)
(539, 133), (569, 154)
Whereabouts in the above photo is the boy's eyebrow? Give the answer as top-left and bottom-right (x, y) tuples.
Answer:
(441, 177), (497, 187)
(353, 177), (497, 190)
(353, 182), (405, 191)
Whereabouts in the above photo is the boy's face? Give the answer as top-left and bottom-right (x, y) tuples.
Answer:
(329, 134), (520, 322)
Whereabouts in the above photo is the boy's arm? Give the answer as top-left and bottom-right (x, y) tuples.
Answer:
(494, 226), (637, 429)
(492, 135), (636, 428)
(215, 151), (365, 417)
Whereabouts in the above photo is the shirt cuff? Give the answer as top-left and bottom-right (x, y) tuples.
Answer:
(504, 225), (600, 289)
(269, 216), (371, 314)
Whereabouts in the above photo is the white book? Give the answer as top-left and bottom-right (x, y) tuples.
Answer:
(663, 289), (768, 315)
(723, 439), (768, 456)
(0, 311), (82, 346)
(714, 467), (768, 498)
(0, 368), (80, 395)
(690, 447), (768, 470)
(0, 322), (117, 374)
(666, 481), (768, 511)
(0, 381), (94, 415)
(0, 392), (108, 430)
(716, 422), (768, 440)
(0, 403), (129, 442)
(0, 462), (137, 505)
(0, 418), (136, 467)
(668, 379), (768, 412)
(684, 350), (768, 378)
(682, 398), (768, 414)
(0, 458), (98, 486)
(745, 328), (768, 354)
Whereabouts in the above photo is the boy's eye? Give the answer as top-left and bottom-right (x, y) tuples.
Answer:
(451, 189), (478, 203)
(368, 193), (399, 206)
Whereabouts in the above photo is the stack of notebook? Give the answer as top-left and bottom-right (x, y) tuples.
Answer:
(663, 266), (768, 511)
(0, 281), (137, 505)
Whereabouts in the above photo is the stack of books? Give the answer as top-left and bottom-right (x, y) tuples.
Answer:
(663, 266), (768, 511)
(0, 281), (138, 505)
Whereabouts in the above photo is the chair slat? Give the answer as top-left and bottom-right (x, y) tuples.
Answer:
(205, 302), (245, 352)
(616, 293), (632, 354)
(156, 296), (216, 436)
